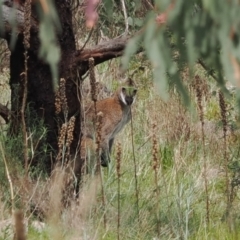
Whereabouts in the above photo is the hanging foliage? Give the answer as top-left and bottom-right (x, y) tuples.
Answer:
(123, 0), (240, 107)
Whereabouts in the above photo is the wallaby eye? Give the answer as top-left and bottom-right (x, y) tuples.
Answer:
(122, 87), (126, 93)
(133, 89), (137, 95)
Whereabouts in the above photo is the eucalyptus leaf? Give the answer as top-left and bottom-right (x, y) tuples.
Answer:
(120, 0), (240, 110)
(148, 38), (168, 100)
(122, 34), (142, 70)
(128, 17), (133, 26)
(143, 15), (157, 49)
(9, 3), (18, 50)
(37, 1), (61, 91)
(134, 18), (143, 27)
(103, 0), (114, 18)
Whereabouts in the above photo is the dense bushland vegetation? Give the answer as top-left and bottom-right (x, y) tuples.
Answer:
(1, 0), (240, 239)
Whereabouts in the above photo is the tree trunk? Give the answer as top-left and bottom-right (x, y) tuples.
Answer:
(7, 1), (80, 173)
(1, 1), (130, 174)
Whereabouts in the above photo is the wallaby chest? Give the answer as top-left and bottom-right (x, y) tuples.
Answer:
(111, 106), (131, 137)
(96, 98), (131, 138)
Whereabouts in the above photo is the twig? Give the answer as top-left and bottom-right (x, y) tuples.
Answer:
(79, 27), (94, 52)
(116, 142), (122, 240)
(89, 57), (107, 229)
(219, 91), (230, 221)
(198, 59), (218, 82)
(73, 71), (84, 177)
(120, 0), (128, 35)
(22, 0), (31, 176)
(27, 128), (47, 173)
(39, 0), (49, 13)
(195, 75), (209, 224)
(130, 107), (139, 224)
(21, 70), (28, 176)
(143, 0), (154, 9)
(0, 142), (25, 240)
(0, 141), (14, 213)
(89, 57), (97, 112)
(96, 112), (107, 229)
(152, 121), (161, 236)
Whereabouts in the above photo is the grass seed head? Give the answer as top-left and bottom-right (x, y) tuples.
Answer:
(60, 78), (68, 114)
(219, 90), (227, 134)
(58, 123), (67, 151)
(55, 89), (61, 114)
(195, 75), (204, 123)
(89, 57), (97, 102)
(152, 121), (158, 171)
(66, 116), (76, 147)
(116, 142), (122, 177)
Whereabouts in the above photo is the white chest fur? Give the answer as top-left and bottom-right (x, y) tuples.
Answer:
(111, 107), (131, 139)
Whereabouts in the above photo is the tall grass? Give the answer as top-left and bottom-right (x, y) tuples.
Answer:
(1, 59), (240, 239)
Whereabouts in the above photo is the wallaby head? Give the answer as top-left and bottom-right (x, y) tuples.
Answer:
(120, 86), (137, 105)
(118, 78), (137, 106)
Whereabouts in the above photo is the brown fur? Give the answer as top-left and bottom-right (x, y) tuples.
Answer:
(82, 84), (137, 167)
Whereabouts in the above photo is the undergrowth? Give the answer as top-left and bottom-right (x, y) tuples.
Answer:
(1, 59), (240, 239)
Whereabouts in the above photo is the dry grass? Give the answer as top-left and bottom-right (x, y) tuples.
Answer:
(1, 59), (240, 239)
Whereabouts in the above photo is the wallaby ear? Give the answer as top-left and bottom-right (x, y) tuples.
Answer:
(127, 78), (135, 87)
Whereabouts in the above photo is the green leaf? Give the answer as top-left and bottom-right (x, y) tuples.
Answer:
(128, 17), (133, 26)
(134, 18), (143, 27)
(37, 1), (61, 91)
(103, 0), (114, 18)
(148, 38), (168, 100)
(122, 34), (142, 70)
(143, 14), (157, 49)
(9, 3), (18, 50)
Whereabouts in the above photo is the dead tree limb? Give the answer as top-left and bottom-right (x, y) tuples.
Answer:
(0, 103), (10, 123)
(72, 36), (130, 74)
(1, 2), (38, 38)
(1, 2), (135, 75)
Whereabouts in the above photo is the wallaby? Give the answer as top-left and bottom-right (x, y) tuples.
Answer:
(54, 80), (137, 198)
(81, 79), (137, 167)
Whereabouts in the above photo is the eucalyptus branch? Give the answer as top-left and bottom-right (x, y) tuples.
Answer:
(120, 0), (128, 35)
(144, 0), (154, 9)
(197, 59), (218, 82)
(78, 27), (94, 52)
